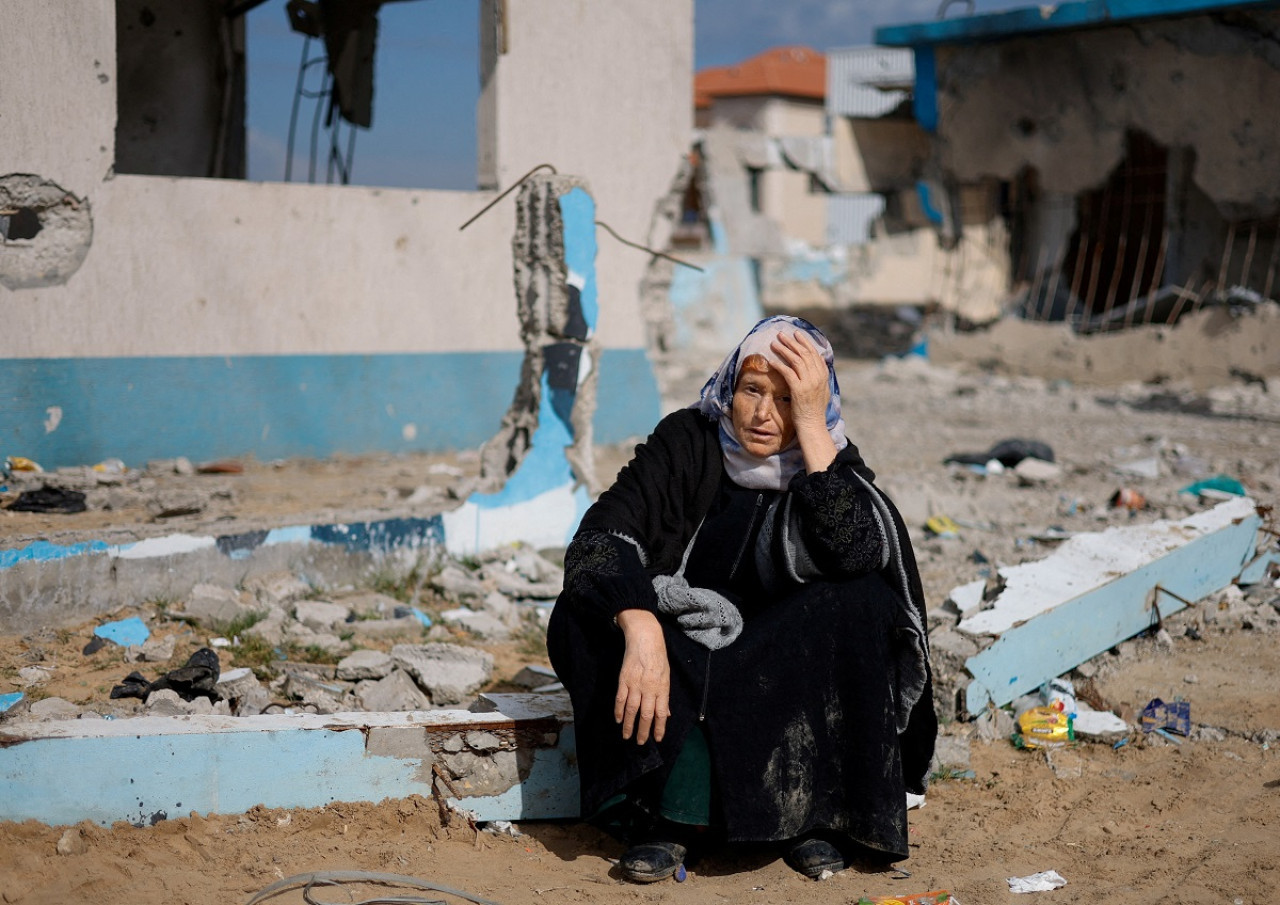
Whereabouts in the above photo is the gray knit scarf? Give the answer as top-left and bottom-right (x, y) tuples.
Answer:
(651, 523), (743, 650)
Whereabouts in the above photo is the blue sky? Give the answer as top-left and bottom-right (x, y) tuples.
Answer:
(244, 0), (1029, 189)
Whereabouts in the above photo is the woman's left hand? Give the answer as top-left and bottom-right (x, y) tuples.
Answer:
(771, 331), (838, 472)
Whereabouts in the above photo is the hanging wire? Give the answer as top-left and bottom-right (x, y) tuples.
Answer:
(457, 163), (558, 231)
(594, 219), (705, 272)
(457, 163), (704, 272)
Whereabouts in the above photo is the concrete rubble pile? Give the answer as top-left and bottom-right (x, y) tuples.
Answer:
(1, 545), (566, 724)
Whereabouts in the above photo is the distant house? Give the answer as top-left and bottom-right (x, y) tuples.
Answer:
(651, 44), (1006, 357)
(877, 0), (1280, 335)
(693, 46), (831, 250)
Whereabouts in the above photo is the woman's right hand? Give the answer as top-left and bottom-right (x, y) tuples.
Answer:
(614, 609), (670, 745)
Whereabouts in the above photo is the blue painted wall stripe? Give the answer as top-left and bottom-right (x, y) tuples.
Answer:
(876, 0), (1278, 47)
(1, 349), (660, 469)
(912, 47), (938, 133)
(560, 188), (599, 330)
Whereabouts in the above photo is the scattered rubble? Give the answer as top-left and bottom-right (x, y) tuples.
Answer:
(0, 544), (567, 725)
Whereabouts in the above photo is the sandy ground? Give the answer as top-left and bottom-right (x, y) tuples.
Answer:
(2, 354), (1279, 903)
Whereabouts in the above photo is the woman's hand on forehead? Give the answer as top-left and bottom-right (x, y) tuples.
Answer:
(770, 331), (830, 429)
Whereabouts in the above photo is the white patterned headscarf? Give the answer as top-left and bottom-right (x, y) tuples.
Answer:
(692, 315), (848, 490)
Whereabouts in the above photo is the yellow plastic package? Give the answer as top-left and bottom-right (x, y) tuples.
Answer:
(1015, 704), (1074, 749)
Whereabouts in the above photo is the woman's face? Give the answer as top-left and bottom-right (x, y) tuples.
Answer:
(731, 363), (796, 458)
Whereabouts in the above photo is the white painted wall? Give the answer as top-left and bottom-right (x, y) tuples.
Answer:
(1, 0), (692, 359)
(484, 0), (693, 350)
(0, 0), (116, 194)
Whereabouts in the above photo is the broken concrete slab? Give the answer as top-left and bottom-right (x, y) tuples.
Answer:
(293, 599), (350, 631)
(335, 650), (394, 681)
(180, 583), (255, 627)
(957, 496), (1271, 712)
(27, 697), (81, 721)
(0, 694), (577, 827)
(355, 669), (433, 713)
(440, 607), (511, 641)
(391, 643), (493, 706)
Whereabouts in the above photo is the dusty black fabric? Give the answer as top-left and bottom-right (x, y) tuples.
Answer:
(547, 408), (937, 861)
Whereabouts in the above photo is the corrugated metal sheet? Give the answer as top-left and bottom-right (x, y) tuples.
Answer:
(827, 193), (887, 245)
(827, 46), (914, 118)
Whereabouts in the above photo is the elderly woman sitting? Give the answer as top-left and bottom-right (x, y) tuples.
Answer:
(547, 315), (936, 881)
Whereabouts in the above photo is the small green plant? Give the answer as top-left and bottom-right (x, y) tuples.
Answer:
(297, 643), (342, 665)
(217, 610), (267, 638)
(230, 633), (282, 676)
(144, 595), (179, 616)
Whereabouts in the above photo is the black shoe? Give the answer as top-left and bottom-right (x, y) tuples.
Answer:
(619, 841), (687, 883)
(784, 836), (845, 879)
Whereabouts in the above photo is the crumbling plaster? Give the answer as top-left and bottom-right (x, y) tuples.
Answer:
(933, 11), (1280, 215)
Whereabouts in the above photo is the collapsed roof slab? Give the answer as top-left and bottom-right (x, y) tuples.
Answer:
(954, 496), (1277, 713)
(0, 693), (577, 828)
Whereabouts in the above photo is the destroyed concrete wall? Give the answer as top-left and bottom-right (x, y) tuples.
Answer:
(0, 0), (686, 468)
(477, 0), (692, 359)
(929, 10), (1280, 321)
(933, 12), (1280, 210)
(114, 0), (246, 179)
(835, 117), (931, 193)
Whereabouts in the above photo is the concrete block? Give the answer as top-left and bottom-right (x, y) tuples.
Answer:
(336, 591), (402, 618)
(243, 610), (289, 646)
(146, 689), (191, 716)
(508, 547), (564, 584)
(511, 664), (558, 688)
(347, 616), (422, 639)
(1014, 457), (1062, 484)
(17, 666), (52, 687)
(431, 564), (488, 601)
(125, 634), (177, 663)
(480, 590), (518, 622)
(392, 643), (493, 706)
(356, 669), (432, 712)
(932, 734), (972, 770)
(181, 583), (248, 627)
(0, 698), (579, 826)
(28, 697), (81, 720)
(440, 607), (511, 641)
(244, 571), (313, 608)
(283, 673), (347, 714)
(480, 564), (562, 600)
(217, 668), (271, 716)
(294, 599), (351, 631)
(336, 650), (395, 681)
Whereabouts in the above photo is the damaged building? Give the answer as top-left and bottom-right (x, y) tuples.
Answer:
(876, 0), (1280, 382)
(0, 0), (691, 468)
(646, 43), (1008, 362)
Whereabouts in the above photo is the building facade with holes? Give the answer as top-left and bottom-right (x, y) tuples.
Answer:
(0, 0), (689, 469)
(877, 0), (1280, 341)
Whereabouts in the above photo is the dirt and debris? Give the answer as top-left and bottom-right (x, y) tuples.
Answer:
(2, 356), (1279, 902)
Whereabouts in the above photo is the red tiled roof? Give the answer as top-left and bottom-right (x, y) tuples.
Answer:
(695, 46), (826, 109)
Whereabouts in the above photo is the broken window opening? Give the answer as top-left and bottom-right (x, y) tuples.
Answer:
(0, 208), (42, 242)
(1012, 129), (1280, 333)
(670, 148), (710, 251)
(115, 0), (248, 179)
(115, 0), (480, 190)
(747, 166), (763, 214)
(1060, 130), (1168, 326)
